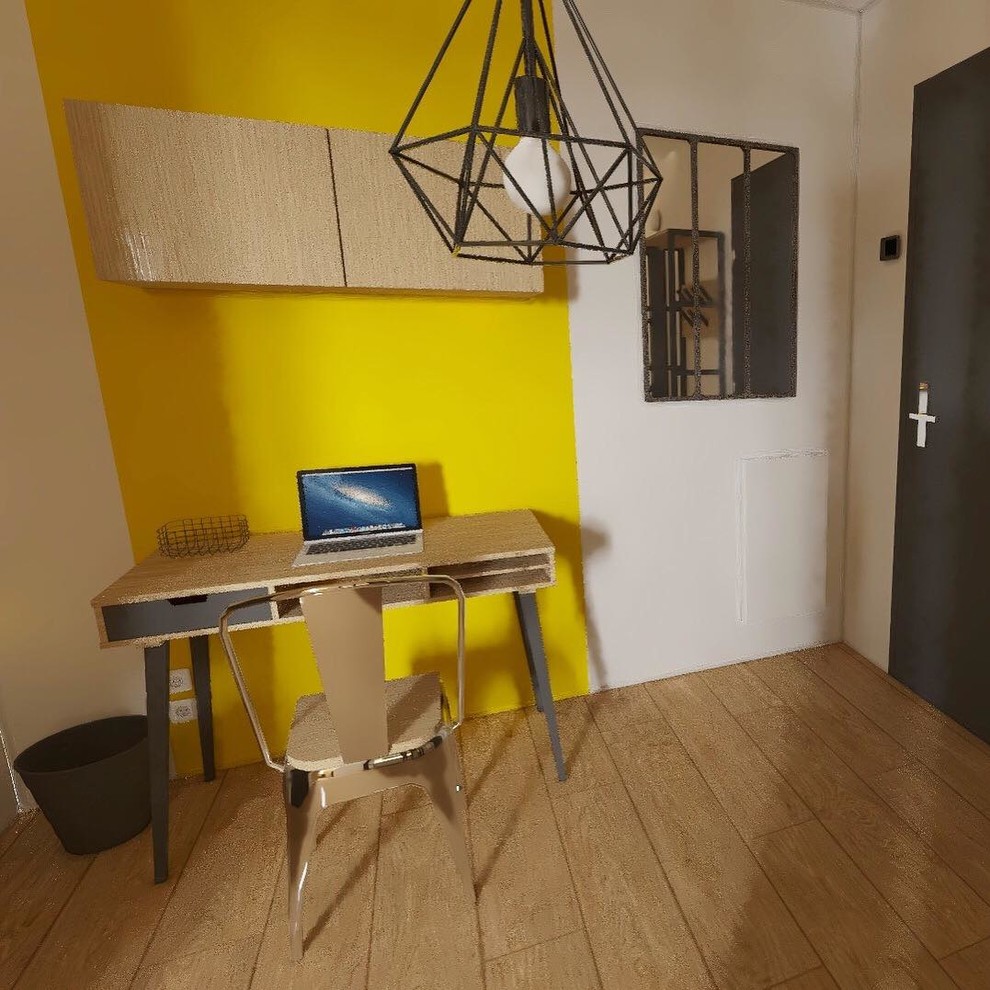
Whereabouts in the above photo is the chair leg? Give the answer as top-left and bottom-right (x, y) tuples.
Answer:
(284, 768), (320, 962)
(421, 736), (475, 901)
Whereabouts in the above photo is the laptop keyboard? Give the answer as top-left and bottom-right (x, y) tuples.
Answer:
(305, 533), (418, 555)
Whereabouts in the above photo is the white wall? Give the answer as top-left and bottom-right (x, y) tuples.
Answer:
(1, 0), (142, 805)
(843, 0), (990, 668)
(555, 0), (859, 688)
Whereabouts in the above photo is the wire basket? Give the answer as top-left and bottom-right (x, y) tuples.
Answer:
(156, 515), (250, 558)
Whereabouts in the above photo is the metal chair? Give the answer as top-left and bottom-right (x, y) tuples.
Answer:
(218, 575), (473, 962)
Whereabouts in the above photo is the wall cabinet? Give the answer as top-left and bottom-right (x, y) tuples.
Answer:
(65, 101), (542, 296)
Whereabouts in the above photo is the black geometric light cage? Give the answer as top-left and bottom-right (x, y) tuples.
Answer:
(389, 0), (663, 265)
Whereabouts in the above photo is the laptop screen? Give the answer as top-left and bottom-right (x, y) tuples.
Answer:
(297, 464), (422, 541)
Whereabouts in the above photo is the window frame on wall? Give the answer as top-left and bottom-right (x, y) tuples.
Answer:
(636, 127), (800, 403)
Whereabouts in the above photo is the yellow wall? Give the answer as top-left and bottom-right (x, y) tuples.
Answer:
(25, 0), (589, 774)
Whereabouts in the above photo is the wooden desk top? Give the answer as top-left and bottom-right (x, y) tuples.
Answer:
(93, 510), (554, 608)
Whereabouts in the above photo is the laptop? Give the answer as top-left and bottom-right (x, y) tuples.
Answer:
(292, 463), (424, 567)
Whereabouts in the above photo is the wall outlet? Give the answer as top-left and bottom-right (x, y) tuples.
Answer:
(169, 698), (198, 724)
(169, 668), (193, 694)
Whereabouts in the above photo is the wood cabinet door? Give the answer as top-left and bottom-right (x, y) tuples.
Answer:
(65, 100), (345, 288)
(328, 127), (542, 295)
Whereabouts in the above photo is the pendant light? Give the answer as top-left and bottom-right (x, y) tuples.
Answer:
(389, 0), (663, 265)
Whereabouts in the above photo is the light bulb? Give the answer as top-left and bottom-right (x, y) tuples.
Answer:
(502, 137), (573, 217)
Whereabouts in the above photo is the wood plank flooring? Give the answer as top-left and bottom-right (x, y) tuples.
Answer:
(4, 643), (990, 988)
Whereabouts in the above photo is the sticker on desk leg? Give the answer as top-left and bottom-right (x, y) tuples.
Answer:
(169, 698), (198, 724)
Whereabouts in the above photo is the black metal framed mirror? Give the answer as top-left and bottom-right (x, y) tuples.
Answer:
(638, 129), (799, 401)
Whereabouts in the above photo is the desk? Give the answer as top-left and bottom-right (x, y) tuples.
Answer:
(92, 510), (567, 881)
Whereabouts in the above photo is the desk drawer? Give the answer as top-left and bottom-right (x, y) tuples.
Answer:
(102, 588), (272, 643)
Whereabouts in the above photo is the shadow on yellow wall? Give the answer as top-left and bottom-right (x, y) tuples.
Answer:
(25, 0), (589, 774)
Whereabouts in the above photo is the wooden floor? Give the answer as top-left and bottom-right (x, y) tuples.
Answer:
(4, 643), (990, 989)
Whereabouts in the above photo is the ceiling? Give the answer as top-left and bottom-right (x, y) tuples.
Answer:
(829, 0), (881, 9)
(788, 0), (882, 12)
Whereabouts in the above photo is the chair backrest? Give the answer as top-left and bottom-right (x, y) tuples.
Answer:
(300, 585), (388, 765)
(219, 574), (466, 773)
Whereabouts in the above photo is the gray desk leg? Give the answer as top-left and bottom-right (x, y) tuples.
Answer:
(190, 636), (216, 782)
(144, 643), (170, 884)
(513, 592), (567, 782)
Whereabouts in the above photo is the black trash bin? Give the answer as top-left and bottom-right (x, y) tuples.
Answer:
(14, 715), (150, 855)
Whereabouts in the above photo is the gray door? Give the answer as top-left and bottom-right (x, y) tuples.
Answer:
(889, 46), (990, 742)
(0, 769), (16, 832)
(0, 730), (17, 831)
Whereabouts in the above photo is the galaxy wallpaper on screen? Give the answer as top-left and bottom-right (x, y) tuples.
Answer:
(301, 468), (419, 538)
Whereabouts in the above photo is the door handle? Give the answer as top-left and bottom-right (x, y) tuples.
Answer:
(908, 381), (937, 448)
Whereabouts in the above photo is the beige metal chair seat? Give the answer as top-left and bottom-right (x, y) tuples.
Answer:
(286, 673), (444, 772)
